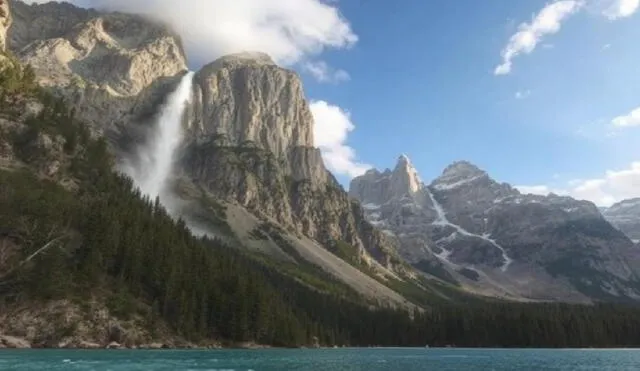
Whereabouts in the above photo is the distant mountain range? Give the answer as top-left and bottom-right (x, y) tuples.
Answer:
(602, 198), (640, 243)
(350, 155), (640, 302)
(3, 0), (640, 333)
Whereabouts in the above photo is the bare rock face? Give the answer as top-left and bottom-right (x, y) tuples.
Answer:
(603, 198), (640, 242)
(0, 0), (10, 51)
(350, 156), (640, 302)
(190, 52), (324, 183)
(181, 53), (402, 273)
(0, 334), (31, 348)
(7, 0), (187, 134)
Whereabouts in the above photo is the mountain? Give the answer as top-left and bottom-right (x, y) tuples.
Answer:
(603, 198), (640, 242)
(180, 53), (406, 273)
(5, 0), (435, 308)
(350, 156), (640, 302)
(9, 0), (640, 350)
(0, 0), (9, 52)
(0, 53), (434, 348)
(7, 0), (187, 136)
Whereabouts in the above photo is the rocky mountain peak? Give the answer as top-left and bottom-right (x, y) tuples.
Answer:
(441, 160), (485, 178)
(7, 0), (187, 134)
(392, 154), (423, 195)
(349, 154), (427, 207)
(191, 50), (314, 158)
(201, 51), (275, 71)
(603, 198), (640, 241)
(351, 154), (640, 302)
(607, 198), (640, 212)
(432, 160), (488, 191)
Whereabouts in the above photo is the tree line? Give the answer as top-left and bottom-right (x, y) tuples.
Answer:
(3, 53), (640, 348)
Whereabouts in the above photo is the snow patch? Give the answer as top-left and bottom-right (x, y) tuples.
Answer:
(426, 188), (513, 272)
(433, 175), (484, 191)
(363, 203), (381, 210)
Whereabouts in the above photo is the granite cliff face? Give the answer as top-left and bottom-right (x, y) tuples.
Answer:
(603, 198), (640, 242)
(4, 1), (414, 304)
(7, 0), (187, 134)
(0, 0), (10, 51)
(350, 156), (640, 302)
(180, 52), (402, 274)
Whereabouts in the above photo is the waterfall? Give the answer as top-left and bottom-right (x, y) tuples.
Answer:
(122, 71), (194, 202)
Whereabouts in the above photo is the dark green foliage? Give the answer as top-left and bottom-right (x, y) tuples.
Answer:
(415, 302), (640, 348)
(6, 54), (640, 348)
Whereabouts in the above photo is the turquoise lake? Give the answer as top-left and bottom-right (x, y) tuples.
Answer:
(1, 348), (640, 370)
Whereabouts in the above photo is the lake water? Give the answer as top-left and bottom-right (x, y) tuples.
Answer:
(1, 348), (640, 370)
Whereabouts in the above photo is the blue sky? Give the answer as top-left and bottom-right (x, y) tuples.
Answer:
(299, 0), (640, 206)
(31, 0), (640, 205)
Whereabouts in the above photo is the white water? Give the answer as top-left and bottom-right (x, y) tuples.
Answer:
(122, 72), (194, 201)
(425, 188), (512, 272)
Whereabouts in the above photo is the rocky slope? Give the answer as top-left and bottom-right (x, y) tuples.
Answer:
(0, 0), (10, 52)
(350, 156), (640, 302)
(7, 0), (187, 136)
(5, 0), (424, 305)
(602, 198), (640, 242)
(178, 52), (406, 278)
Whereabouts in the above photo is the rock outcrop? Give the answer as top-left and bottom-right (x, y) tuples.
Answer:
(181, 52), (403, 274)
(603, 198), (640, 242)
(4, 1), (414, 303)
(350, 156), (640, 302)
(0, 334), (31, 348)
(7, 0), (187, 135)
(0, 0), (10, 51)
(0, 299), (204, 348)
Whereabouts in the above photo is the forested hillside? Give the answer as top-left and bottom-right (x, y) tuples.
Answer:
(4, 53), (640, 349)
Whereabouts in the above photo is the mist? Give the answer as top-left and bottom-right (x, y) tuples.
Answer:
(119, 72), (194, 210)
(28, 0), (357, 69)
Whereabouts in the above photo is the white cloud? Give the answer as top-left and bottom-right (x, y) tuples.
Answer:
(310, 100), (371, 178)
(517, 162), (640, 206)
(494, 0), (584, 75)
(515, 89), (532, 99)
(516, 185), (567, 196)
(602, 0), (640, 19)
(612, 106), (640, 127)
(29, 0), (358, 69)
(602, 43), (612, 50)
(302, 61), (350, 83)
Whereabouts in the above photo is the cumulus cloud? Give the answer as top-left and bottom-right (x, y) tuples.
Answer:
(310, 100), (371, 178)
(494, 0), (584, 75)
(302, 61), (350, 83)
(611, 106), (640, 127)
(602, 0), (640, 19)
(29, 0), (358, 70)
(517, 162), (640, 206)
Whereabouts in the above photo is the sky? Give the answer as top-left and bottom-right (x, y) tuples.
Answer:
(29, 0), (640, 206)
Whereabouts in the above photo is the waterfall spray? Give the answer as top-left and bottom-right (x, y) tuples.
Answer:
(123, 71), (194, 201)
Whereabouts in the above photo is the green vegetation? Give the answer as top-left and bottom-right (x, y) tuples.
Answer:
(5, 52), (640, 348)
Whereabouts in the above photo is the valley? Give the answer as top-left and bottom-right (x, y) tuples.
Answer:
(2, 0), (640, 350)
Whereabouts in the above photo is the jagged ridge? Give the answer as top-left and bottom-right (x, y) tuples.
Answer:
(350, 154), (640, 302)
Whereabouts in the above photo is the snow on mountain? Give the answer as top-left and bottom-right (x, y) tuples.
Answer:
(603, 198), (640, 241)
(349, 155), (640, 303)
